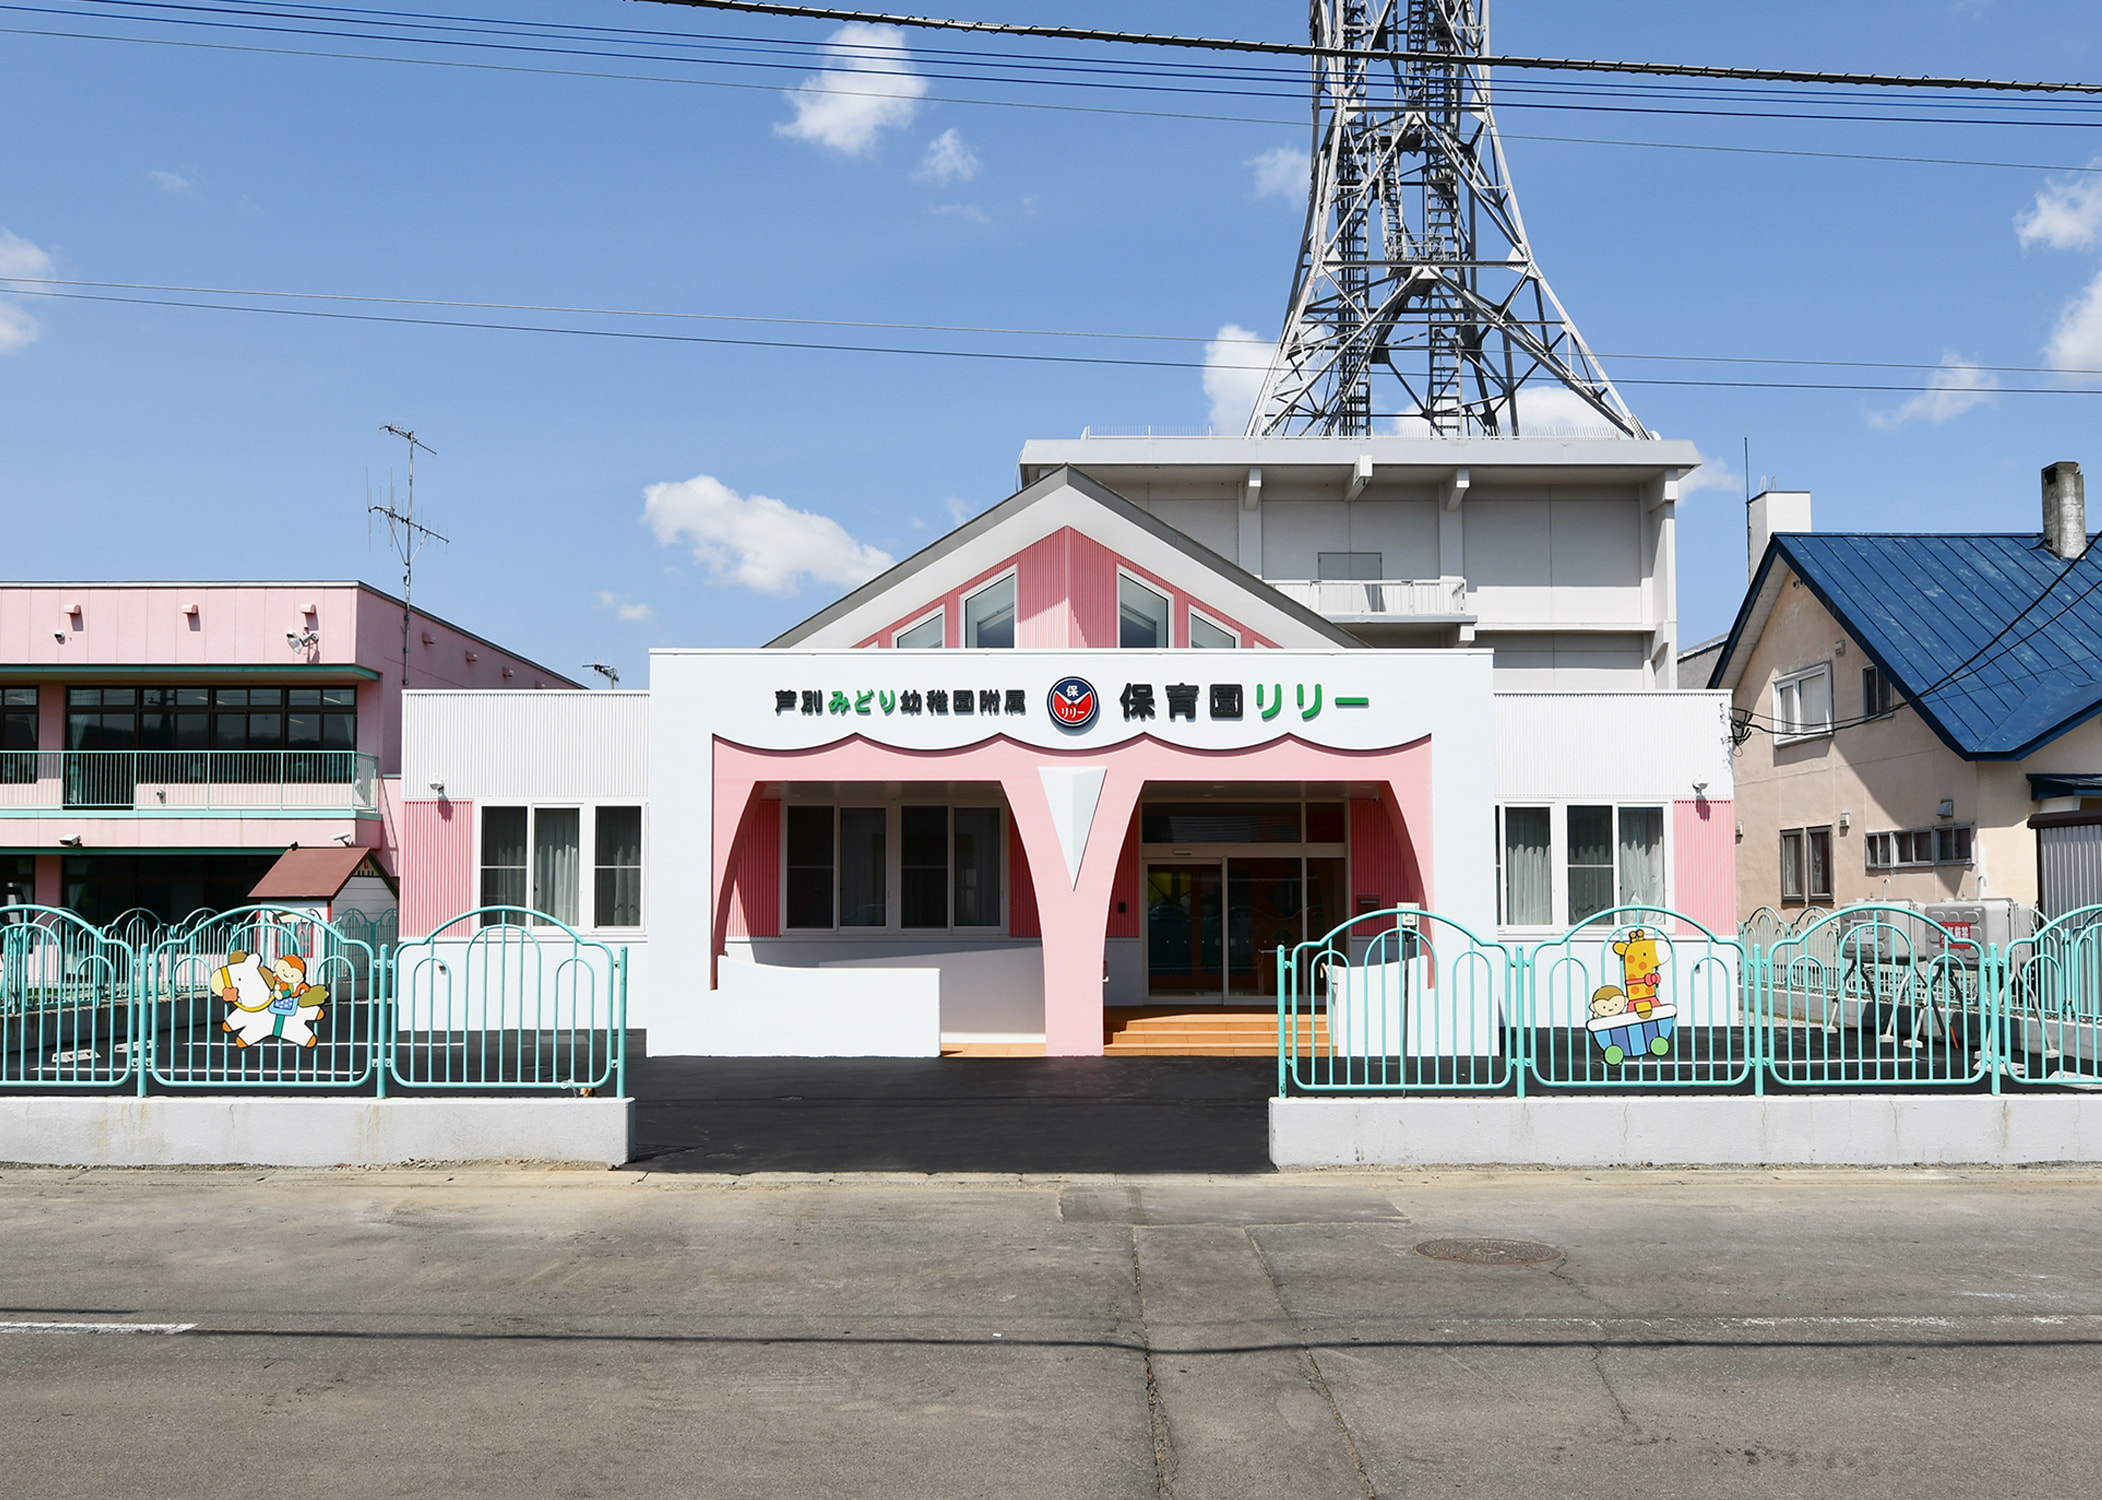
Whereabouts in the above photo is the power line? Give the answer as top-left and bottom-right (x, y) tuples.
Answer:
(7, 282), (2102, 398)
(631, 0), (2102, 95)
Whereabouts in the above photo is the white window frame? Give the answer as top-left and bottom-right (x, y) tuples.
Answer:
(477, 802), (643, 933)
(1187, 606), (1240, 649)
(961, 570), (1019, 650)
(893, 607), (945, 650)
(1866, 823), (1974, 871)
(1774, 664), (1834, 744)
(1490, 801), (1673, 931)
(779, 799), (1009, 935)
(1114, 568), (1172, 650)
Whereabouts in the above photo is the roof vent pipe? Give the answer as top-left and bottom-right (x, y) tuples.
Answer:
(2044, 461), (2087, 560)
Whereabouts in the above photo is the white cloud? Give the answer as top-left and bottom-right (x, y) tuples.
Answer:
(0, 227), (54, 354)
(915, 128), (979, 184)
(1868, 353), (2000, 428)
(1515, 384), (1624, 434)
(147, 169), (200, 198)
(943, 496), (975, 525)
(595, 591), (654, 623)
(643, 473), (894, 596)
(1203, 324), (1273, 432)
(1246, 145), (1309, 201)
(776, 23), (928, 156)
(2042, 268), (2102, 373)
(930, 202), (991, 228)
(1680, 457), (1743, 497)
(2017, 163), (2102, 251)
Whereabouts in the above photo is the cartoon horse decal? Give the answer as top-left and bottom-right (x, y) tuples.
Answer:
(216, 949), (329, 1049)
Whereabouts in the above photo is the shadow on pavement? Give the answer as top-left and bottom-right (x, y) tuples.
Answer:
(627, 1056), (1277, 1174)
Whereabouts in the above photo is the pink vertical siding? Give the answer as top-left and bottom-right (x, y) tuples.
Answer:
(399, 797), (474, 938)
(1065, 531), (1118, 648)
(1009, 810), (1042, 938)
(726, 798), (782, 939)
(1349, 796), (1411, 937)
(1105, 809), (1142, 939)
(1674, 798), (1737, 934)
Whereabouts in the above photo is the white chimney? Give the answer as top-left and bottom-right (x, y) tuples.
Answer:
(1748, 489), (1813, 578)
(2044, 461), (2087, 560)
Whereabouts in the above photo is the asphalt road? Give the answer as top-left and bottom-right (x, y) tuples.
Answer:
(3, 1166), (2101, 1498)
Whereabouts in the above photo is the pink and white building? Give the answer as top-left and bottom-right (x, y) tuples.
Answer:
(0, 582), (576, 923)
(399, 446), (1738, 1057)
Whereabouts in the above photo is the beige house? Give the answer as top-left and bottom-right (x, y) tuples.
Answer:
(1709, 467), (2102, 918)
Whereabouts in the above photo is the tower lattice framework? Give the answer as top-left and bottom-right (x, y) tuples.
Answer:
(1249, 1), (1646, 438)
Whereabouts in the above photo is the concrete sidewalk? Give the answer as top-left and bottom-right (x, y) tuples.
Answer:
(3, 1166), (2102, 1498)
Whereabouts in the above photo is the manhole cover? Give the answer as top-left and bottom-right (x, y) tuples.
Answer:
(1414, 1237), (1563, 1266)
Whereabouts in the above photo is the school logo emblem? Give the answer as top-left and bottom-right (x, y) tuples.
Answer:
(1047, 676), (1099, 731)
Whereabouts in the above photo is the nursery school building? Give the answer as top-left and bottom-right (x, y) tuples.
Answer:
(399, 444), (1740, 1058)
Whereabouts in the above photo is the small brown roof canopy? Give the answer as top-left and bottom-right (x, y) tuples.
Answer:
(249, 846), (395, 902)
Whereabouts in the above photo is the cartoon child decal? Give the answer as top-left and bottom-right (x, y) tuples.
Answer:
(216, 948), (329, 1049)
(1586, 928), (1676, 1064)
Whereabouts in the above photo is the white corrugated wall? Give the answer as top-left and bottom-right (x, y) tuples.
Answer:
(401, 691), (649, 801)
(2040, 824), (2102, 917)
(1495, 692), (1736, 802)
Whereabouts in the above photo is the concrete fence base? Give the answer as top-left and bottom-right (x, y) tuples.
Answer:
(0, 1096), (634, 1168)
(1272, 1094), (2102, 1168)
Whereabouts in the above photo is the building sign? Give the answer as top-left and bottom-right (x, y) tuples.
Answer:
(772, 677), (1368, 726)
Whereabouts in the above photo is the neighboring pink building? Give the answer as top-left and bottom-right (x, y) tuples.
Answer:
(0, 582), (577, 923)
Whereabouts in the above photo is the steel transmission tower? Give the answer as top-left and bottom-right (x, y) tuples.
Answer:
(1249, 1), (1647, 438)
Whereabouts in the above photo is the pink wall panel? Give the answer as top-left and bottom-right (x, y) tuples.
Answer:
(1008, 810), (1042, 938)
(1105, 809), (1141, 939)
(399, 797), (474, 938)
(1015, 530), (1071, 649)
(726, 797), (782, 939)
(1674, 798), (1737, 934)
(1348, 796), (1415, 937)
(1065, 531), (1119, 649)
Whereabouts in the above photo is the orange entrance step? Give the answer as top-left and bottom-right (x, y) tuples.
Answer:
(1103, 1007), (1325, 1058)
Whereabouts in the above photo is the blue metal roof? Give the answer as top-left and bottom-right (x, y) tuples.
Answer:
(1713, 533), (2102, 760)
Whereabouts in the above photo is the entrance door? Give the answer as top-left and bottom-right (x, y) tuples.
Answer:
(1227, 857), (1306, 999)
(1145, 863), (1224, 998)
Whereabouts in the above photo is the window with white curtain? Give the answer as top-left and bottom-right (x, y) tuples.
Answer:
(1774, 664), (1833, 742)
(594, 806), (643, 928)
(480, 807), (528, 924)
(1617, 807), (1665, 910)
(531, 807), (580, 926)
(1501, 807), (1552, 925)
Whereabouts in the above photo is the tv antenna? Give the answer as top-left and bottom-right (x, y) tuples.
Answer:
(370, 424), (449, 689)
(1250, 1), (1645, 438)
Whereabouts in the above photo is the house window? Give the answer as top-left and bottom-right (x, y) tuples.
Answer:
(1, 687), (35, 785)
(1774, 665), (1833, 742)
(1318, 551), (1383, 581)
(531, 808), (580, 926)
(65, 686), (356, 759)
(963, 576), (1016, 648)
(1567, 807), (1616, 924)
(953, 807), (1003, 927)
(1118, 574), (1170, 649)
(1188, 610), (1238, 649)
(901, 806), (948, 928)
(1867, 825), (1975, 869)
(594, 806), (643, 927)
(1780, 826), (1833, 902)
(480, 807), (529, 921)
(1565, 805), (1666, 924)
(1618, 807), (1666, 909)
(1500, 807), (1552, 926)
(785, 805), (835, 929)
(895, 610), (944, 649)
(1861, 664), (1894, 720)
(838, 808), (887, 927)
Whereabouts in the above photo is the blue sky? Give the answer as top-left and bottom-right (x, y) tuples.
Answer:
(4, 0), (2101, 677)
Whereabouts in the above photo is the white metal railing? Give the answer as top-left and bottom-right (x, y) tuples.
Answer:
(0, 750), (380, 814)
(1268, 577), (1472, 620)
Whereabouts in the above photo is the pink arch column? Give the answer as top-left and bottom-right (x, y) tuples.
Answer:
(710, 734), (1434, 1058)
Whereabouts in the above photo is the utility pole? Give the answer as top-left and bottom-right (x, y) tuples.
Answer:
(371, 425), (448, 689)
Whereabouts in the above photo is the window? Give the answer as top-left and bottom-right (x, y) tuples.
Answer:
(0, 853), (32, 909)
(963, 576), (1016, 648)
(785, 806), (835, 929)
(1188, 610), (1238, 649)
(1318, 551), (1383, 581)
(1567, 807), (1616, 924)
(1, 687), (35, 785)
(1867, 824), (1975, 869)
(839, 809), (887, 927)
(1774, 665), (1833, 742)
(480, 807), (528, 921)
(1500, 807), (1552, 925)
(532, 808), (580, 926)
(1780, 826), (1833, 902)
(64, 686), (356, 761)
(1118, 575), (1170, 649)
(953, 807), (1003, 927)
(1617, 807), (1665, 909)
(901, 806), (948, 928)
(895, 611), (944, 649)
(1861, 664), (1894, 721)
(594, 806), (642, 927)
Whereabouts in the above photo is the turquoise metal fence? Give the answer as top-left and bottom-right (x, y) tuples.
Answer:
(0, 907), (137, 1087)
(1278, 908), (1515, 1093)
(2006, 906), (2102, 1084)
(388, 909), (625, 1095)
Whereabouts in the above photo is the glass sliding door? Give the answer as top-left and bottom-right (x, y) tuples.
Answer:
(1145, 864), (1223, 997)
(1227, 858), (1304, 997)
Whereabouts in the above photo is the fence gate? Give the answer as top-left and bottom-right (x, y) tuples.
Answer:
(0, 908), (136, 1087)
(1526, 909), (1749, 1090)
(2007, 905), (2102, 1084)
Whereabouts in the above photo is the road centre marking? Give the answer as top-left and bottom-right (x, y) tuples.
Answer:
(0, 1321), (196, 1335)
